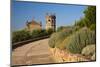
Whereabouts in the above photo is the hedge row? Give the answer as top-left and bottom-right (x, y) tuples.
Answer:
(12, 29), (53, 43)
(49, 28), (73, 49)
(65, 28), (95, 54)
(49, 27), (96, 54)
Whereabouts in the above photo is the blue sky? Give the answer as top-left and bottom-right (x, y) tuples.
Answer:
(11, 1), (87, 31)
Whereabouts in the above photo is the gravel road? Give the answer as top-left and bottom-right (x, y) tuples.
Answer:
(12, 38), (55, 66)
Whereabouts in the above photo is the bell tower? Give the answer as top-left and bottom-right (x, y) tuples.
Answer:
(46, 13), (56, 32)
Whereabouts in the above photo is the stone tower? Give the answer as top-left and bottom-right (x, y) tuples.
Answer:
(46, 13), (56, 31)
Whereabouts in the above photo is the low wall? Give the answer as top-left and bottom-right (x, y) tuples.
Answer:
(49, 47), (89, 63)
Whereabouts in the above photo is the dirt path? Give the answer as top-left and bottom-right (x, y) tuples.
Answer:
(12, 38), (55, 66)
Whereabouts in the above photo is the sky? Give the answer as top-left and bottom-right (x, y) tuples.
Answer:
(11, 1), (87, 31)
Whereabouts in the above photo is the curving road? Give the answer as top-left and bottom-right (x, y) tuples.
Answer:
(12, 38), (55, 66)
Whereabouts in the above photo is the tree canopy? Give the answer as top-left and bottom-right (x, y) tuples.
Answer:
(75, 6), (96, 30)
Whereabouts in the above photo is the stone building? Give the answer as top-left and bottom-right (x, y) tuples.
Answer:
(26, 20), (42, 32)
(26, 13), (56, 32)
(45, 13), (56, 31)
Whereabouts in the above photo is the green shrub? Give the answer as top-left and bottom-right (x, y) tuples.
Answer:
(31, 29), (50, 38)
(31, 29), (41, 38)
(55, 31), (71, 49)
(46, 28), (54, 35)
(65, 28), (96, 54)
(60, 36), (71, 50)
(57, 26), (64, 32)
(39, 29), (48, 37)
(90, 24), (96, 30)
(48, 33), (56, 48)
(81, 44), (95, 56)
(57, 26), (73, 33)
(48, 31), (71, 48)
(12, 30), (31, 43)
(12, 29), (49, 43)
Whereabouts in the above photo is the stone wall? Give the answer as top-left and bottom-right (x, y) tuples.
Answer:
(49, 47), (89, 63)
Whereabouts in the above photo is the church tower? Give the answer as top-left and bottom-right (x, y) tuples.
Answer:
(46, 13), (56, 32)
